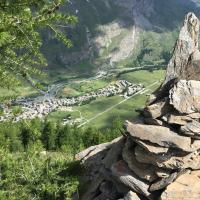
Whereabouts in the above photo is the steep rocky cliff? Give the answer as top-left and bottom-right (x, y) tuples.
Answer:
(76, 13), (200, 200)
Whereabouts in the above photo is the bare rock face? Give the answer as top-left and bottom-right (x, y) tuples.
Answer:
(76, 13), (200, 200)
(164, 12), (200, 84)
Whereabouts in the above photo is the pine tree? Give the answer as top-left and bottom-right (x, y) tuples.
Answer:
(56, 124), (71, 148)
(0, 0), (77, 88)
(41, 121), (56, 150)
(20, 127), (31, 149)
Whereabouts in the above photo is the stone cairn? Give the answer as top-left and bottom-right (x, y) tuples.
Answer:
(75, 13), (200, 200)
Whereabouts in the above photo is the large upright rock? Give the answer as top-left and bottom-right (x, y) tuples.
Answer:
(164, 12), (200, 84)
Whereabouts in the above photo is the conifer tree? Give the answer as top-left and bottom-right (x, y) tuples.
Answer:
(56, 124), (71, 148)
(0, 0), (76, 88)
(41, 121), (56, 150)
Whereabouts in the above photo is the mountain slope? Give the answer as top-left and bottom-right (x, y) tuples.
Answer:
(41, 0), (200, 78)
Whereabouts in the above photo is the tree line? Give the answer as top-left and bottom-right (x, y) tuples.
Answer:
(0, 117), (123, 199)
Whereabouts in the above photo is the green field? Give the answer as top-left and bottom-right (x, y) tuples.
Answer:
(58, 79), (110, 98)
(48, 69), (165, 129)
(0, 69), (165, 129)
(120, 69), (165, 86)
(0, 86), (39, 102)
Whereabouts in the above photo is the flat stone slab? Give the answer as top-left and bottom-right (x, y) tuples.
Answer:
(134, 139), (169, 154)
(125, 121), (192, 152)
(144, 118), (165, 126)
(163, 112), (200, 125)
(149, 170), (188, 192)
(135, 146), (200, 170)
(143, 100), (173, 119)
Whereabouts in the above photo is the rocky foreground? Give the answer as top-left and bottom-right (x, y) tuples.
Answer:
(76, 13), (200, 200)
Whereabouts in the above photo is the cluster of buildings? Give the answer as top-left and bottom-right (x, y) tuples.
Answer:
(0, 80), (144, 123)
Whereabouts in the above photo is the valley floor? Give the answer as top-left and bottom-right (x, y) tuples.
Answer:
(0, 68), (165, 129)
(47, 69), (165, 129)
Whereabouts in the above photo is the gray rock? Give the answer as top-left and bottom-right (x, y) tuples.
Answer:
(123, 191), (141, 200)
(122, 138), (158, 182)
(163, 112), (200, 125)
(149, 172), (178, 192)
(75, 137), (123, 181)
(149, 170), (188, 192)
(102, 137), (125, 169)
(169, 80), (200, 114)
(143, 100), (173, 119)
(144, 118), (165, 126)
(160, 170), (200, 200)
(111, 160), (153, 200)
(125, 121), (192, 152)
(135, 146), (200, 170)
(180, 120), (200, 139)
(163, 13), (199, 85)
(80, 175), (104, 200)
(133, 139), (169, 154)
(183, 49), (200, 81)
(97, 181), (119, 200)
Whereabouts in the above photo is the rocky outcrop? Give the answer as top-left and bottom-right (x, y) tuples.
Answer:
(76, 13), (200, 200)
(164, 12), (200, 84)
